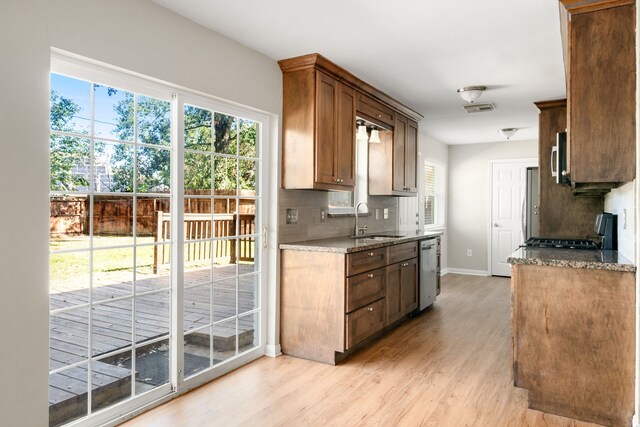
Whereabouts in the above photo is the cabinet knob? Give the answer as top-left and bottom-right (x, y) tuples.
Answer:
(402, 262), (409, 267)
(367, 306), (374, 312)
(377, 114), (382, 118)
(368, 252), (375, 257)
(367, 273), (374, 278)
(561, 170), (568, 177)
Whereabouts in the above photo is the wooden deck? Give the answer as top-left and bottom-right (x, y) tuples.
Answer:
(49, 263), (257, 426)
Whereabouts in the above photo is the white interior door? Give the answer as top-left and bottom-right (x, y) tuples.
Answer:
(490, 160), (536, 276)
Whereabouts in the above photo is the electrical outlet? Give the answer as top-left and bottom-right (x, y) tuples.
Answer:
(467, 249), (472, 257)
(286, 208), (298, 224)
(320, 210), (326, 222)
(383, 208), (389, 219)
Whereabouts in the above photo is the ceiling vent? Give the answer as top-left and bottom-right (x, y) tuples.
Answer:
(462, 103), (495, 113)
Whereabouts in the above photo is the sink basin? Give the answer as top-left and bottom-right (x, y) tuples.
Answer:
(352, 234), (404, 240)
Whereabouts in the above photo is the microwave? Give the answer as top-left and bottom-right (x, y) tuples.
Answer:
(551, 131), (570, 185)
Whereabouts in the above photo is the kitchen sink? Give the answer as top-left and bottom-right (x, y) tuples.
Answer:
(352, 234), (404, 240)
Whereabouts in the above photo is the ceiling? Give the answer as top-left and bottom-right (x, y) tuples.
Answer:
(152, 0), (566, 145)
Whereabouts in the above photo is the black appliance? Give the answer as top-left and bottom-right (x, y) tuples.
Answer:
(524, 237), (598, 250)
(595, 212), (618, 250)
(551, 131), (570, 185)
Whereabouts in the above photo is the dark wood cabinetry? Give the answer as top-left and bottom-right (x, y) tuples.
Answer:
(369, 114), (418, 196)
(279, 53), (422, 193)
(281, 239), (425, 365)
(386, 244), (418, 324)
(534, 99), (603, 238)
(281, 68), (355, 190)
(560, 0), (636, 187)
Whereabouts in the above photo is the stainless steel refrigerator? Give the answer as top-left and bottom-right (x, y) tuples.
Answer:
(522, 167), (539, 240)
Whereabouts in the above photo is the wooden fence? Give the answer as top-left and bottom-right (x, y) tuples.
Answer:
(153, 212), (255, 273)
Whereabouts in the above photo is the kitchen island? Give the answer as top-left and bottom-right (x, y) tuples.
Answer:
(280, 231), (442, 365)
(507, 247), (635, 427)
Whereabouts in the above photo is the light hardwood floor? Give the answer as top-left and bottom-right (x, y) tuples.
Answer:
(122, 274), (601, 427)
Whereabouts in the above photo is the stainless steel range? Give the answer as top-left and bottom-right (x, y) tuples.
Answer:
(524, 237), (598, 250)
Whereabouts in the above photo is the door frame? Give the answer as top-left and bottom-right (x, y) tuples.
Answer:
(487, 158), (537, 276)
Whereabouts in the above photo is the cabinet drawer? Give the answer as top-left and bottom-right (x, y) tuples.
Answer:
(356, 94), (394, 127)
(346, 298), (385, 350)
(346, 267), (386, 313)
(347, 248), (386, 276)
(388, 241), (418, 264)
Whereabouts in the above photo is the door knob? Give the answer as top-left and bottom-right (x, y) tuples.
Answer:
(493, 223), (498, 227)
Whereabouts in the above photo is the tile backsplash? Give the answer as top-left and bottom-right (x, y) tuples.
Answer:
(278, 189), (398, 243)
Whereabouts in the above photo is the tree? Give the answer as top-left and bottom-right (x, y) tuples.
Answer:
(50, 91), (91, 191)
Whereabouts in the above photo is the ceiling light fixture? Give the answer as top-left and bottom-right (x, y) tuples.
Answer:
(368, 127), (381, 144)
(499, 128), (518, 140)
(457, 85), (487, 104)
(356, 120), (368, 141)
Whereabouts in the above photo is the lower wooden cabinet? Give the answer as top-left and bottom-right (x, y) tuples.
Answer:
(386, 258), (418, 324)
(280, 241), (421, 365)
(346, 298), (385, 350)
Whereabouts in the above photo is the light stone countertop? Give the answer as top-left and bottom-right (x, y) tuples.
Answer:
(507, 247), (636, 272)
(279, 230), (443, 254)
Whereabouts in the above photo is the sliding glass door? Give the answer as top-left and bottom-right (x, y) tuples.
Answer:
(48, 56), (268, 427)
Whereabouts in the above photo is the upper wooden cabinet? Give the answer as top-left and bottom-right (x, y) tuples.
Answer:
(534, 99), (603, 238)
(278, 54), (422, 192)
(370, 113), (418, 196)
(560, 0), (636, 187)
(280, 68), (355, 190)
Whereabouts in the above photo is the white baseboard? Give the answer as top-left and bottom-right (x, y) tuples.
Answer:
(633, 413), (638, 427)
(265, 344), (282, 358)
(442, 268), (490, 276)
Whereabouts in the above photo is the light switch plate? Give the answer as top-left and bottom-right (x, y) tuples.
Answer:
(286, 208), (298, 224)
(383, 208), (389, 219)
(375, 209), (381, 220)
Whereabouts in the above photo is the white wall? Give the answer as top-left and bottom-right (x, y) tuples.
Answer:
(447, 140), (538, 272)
(0, 2), (51, 426)
(0, 1), (282, 426)
(604, 181), (636, 261)
(420, 129), (449, 270)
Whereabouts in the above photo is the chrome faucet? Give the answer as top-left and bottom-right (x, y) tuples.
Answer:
(354, 201), (369, 236)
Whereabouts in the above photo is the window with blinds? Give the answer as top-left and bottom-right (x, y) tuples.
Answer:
(424, 163), (437, 226)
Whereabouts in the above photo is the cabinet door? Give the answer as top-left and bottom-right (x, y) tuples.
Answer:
(336, 83), (356, 187)
(393, 114), (407, 192)
(315, 71), (338, 185)
(386, 263), (402, 325)
(568, 4), (635, 183)
(400, 258), (418, 315)
(405, 120), (418, 193)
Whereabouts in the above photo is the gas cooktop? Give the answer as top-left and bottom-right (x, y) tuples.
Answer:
(524, 237), (598, 250)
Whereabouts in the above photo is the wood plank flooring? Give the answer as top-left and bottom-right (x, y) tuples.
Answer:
(122, 274), (602, 427)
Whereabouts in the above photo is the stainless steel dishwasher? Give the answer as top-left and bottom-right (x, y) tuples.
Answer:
(419, 239), (438, 310)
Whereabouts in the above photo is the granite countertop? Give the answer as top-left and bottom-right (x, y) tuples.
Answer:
(507, 247), (636, 272)
(279, 230), (443, 254)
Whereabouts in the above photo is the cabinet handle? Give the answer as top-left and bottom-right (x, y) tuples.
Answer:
(367, 273), (374, 278)
(402, 262), (409, 267)
(334, 178), (340, 183)
(368, 252), (375, 257)
(367, 306), (373, 312)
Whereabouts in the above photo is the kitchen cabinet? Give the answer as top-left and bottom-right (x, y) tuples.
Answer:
(356, 93), (394, 128)
(369, 113), (418, 196)
(534, 99), (603, 237)
(280, 240), (420, 365)
(280, 68), (355, 190)
(511, 263), (635, 426)
(560, 0), (636, 187)
(278, 53), (422, 193)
